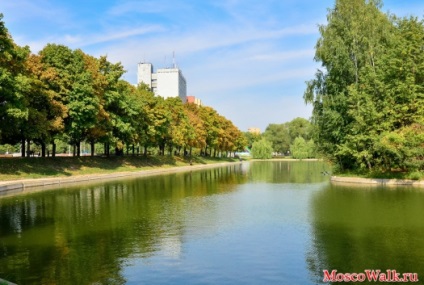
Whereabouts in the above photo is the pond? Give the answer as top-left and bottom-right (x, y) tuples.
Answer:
(0, 161), (423, 284)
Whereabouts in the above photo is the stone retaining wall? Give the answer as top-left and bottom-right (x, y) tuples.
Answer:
(0, 162), (242, 196)
(331, 176), (424, 187)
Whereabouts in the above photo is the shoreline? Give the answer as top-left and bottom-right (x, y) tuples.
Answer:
(331, 175), (424, 187)
(0, 161), (242, 197)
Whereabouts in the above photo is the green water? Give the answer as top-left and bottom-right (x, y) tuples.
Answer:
(0, 161), (423, 284)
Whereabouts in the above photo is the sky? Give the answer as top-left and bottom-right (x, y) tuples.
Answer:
(1, 0), (424, 132)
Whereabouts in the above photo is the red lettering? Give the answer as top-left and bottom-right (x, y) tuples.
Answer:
(357, 273), (366, 282)
(323, 270), (336, 282)
(336, 273), (344, 282)
(365, 269), (380, 282)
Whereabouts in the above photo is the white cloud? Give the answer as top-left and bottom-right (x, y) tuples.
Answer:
(248, 49), (315, 62)
(107, 0), (176, 15)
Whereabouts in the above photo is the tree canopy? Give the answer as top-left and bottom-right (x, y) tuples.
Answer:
(0, 14), (245, 158)
(304, 0), (424, 174)
(263, 117), (315, 156)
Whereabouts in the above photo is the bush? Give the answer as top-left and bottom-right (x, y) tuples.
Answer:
(251, 139), (273, 159)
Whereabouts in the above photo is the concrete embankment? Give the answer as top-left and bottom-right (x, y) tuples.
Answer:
(0, 162), (242, 196)
(331, 176), (424, 187)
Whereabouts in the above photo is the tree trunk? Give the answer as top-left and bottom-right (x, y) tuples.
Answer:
(90, 141), (95, 157)
(76, 143), (79, 157)
(52, 142), (56, 157)
(21, 137), (26, 157)
(27, 139), (31, 157)
(41, 142), (46, 157)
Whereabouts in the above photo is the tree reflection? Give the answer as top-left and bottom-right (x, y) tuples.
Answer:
(307, 185), (424, 284)
(0, 165), (245, 285)
(248, 160), (329, 184)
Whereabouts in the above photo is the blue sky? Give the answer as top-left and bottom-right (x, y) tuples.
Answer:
(2, 0), (423, 132)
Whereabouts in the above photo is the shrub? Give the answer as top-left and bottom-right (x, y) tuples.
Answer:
(251, 139), (273, 159)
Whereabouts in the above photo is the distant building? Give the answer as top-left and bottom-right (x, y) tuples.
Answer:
(137, 62), (187, 102)
(248, 127), (261, 135)
(186, 95), (202, 106)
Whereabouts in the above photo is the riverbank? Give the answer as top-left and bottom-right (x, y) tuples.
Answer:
(0, 157), (242, 196)
(331, 175), (424, 187)
(0, 155), (239, 181)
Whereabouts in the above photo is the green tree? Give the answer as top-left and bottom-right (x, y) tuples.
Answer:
(243, 131), (262, 150)
(291, 137), (308, 159)
(0, 14), (30, 152)
(263, 118), (313, 155)
(135, 84), (163, 156)
(263, 123), (290, 154)
(304, 0), (423, 173)
(199, 106), (220, 156)
(164, 97), (191, 155)
(287, 117), (311, 142)
(184, 103), (207, 155)
(23, 54), (67, 157)
(85, 55), (126, 156)
(251, 139), (273, 159)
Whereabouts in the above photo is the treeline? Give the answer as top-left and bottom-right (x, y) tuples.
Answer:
(246, 117), (317, 159)
(304, 0), (424, 174)
(0, 14), (246, 157)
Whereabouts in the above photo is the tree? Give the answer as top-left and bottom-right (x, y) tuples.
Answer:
(184, 103), (207, 155)
(291, 137), (308, 159)
(135, 84), (162, 156)
(199, 106), (220, 156)
(263, 124), (290, 154)
(287, 117), (311, 142)
(164, 97), (190, 155)
(0, 14), (30, 152)
(251, 139), (273, 159)
(243, 131), (262, 150)
(263, 118), (313, 155)
(304, 0), (423, 173)
(23, 54), (67, 157)
(85, 56), (123, 156)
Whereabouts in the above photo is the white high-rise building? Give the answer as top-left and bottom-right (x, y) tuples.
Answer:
(137, 62), (187, 102)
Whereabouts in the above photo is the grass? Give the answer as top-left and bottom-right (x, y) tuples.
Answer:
(0, 155), (238, 181)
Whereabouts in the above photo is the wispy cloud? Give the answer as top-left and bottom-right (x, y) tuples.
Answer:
(249, 49), (315, 62)
(107, 0), (176, 15)
(81, 26), (165, 47)
(6, 0), (421, 131)
(23, 25), (164, 53)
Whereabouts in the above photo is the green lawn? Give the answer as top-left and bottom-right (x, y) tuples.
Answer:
(0, 155), (237, 181)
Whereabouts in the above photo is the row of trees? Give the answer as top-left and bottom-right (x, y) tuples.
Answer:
(0, 14), (246, 158)
(246, 118), (316, 159)
(304, 0), (424, 173)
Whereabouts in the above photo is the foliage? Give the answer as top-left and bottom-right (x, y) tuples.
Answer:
(290, 137), (315, 159)
(0, 13), (30, 142)
(251, 139), (273, 159)
(243, 131), (262, 149)
(263, 117), (315, 155)
(0, 15), (244, 159)
(304, 0), (424, 174)
(263, 124), (290, 154)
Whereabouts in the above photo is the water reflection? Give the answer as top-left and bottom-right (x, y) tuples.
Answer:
(246, 160), (329, 184)
(307, 184), (424, 284)
(0, 165), (245, 285)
